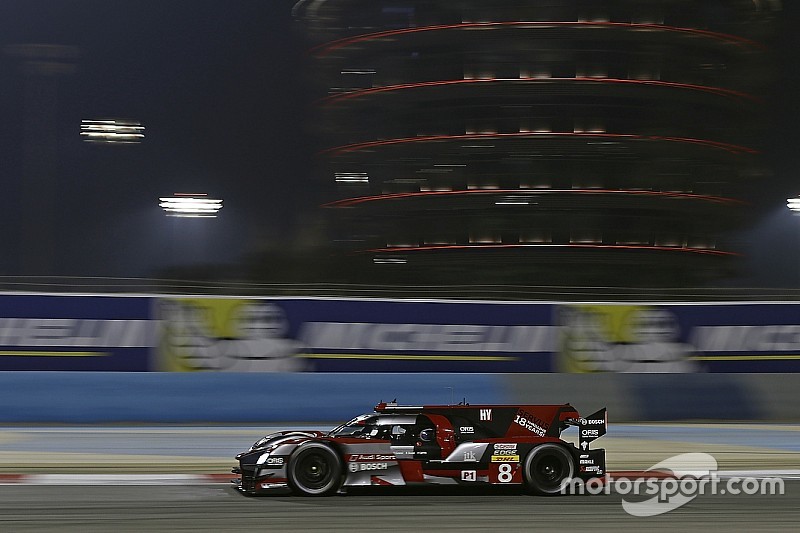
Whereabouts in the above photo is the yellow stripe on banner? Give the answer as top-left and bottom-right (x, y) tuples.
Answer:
(690, 354), (800, 361)
(300, 353), (519, 362)
(0, 351), (109, 357)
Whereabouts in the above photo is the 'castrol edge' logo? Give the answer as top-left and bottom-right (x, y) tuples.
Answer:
(491, 443), (520, 462)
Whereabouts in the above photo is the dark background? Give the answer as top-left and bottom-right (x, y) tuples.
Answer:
(0, 0), (798, 285)
(0, 0), (315, 279)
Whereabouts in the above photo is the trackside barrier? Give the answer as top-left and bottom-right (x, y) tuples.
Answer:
(0, 372), (507, 424)
(0, 372), (797, 423)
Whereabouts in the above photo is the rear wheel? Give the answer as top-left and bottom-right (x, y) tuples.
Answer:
(523, 444), (574, 495)
(287, 442), (343, 496)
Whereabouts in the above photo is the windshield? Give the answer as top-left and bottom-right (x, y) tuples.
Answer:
(327, 414), (378, 437)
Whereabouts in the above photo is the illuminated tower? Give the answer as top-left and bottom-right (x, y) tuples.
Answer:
(295, 0), (778, 285)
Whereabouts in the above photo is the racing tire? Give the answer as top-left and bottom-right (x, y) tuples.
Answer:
(523, 443), (575, 496)
(287, 442), (343, 496)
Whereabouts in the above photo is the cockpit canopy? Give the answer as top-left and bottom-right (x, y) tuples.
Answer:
(328, 413), (430, 443)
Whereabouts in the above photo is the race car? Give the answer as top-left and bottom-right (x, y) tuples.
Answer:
(233, 402), (606, 496)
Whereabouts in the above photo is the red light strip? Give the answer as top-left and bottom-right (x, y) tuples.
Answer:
(323, 189), (744, 208)
(322, 77), (758, 105)
(321, 132), (758, 156)
(312, 21), (765, 57)
(365, 243), (737, 257)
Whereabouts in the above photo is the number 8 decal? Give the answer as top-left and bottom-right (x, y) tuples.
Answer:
(498, 463), (513, 483)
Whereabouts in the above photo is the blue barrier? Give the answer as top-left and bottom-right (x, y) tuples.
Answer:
(1, 372), (793, 423)
(624, 374), (762, 420)
(0, 372), (508, 423)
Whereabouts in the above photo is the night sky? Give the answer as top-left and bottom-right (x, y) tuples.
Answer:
(0, 0), (312, 278)
(0, 1), (799, 285)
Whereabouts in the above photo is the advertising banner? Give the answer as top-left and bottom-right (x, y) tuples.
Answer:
(155, 297), (556, 372)
(556, 303), (800, 373)
(0, 294), (152, 371)
(556, 304), (699, 373)
(156, 297), (306, 372)
(3, 294), (800, 373)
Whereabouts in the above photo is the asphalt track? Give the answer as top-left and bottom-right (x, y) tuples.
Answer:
(0, 424), (797, 531)
(0, 483), (797, 532)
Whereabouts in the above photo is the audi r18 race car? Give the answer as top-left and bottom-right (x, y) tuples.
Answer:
(233, 402), (606, 496)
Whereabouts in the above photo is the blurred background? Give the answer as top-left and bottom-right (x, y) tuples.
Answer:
(0, 0), (796, 288)
(0, 1), (799, 530)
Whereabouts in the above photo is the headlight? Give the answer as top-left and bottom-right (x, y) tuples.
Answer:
(256, 450), (273, 465)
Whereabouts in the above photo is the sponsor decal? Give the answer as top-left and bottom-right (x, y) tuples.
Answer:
(461, 470), (477, 482)
(479, 409), (492, 422)
(513, 408), (548, 436)
(349, 462), (389, 472)
(348, 454), (396, 462)
(492, 448), (519, 459)
(581, 429), (600, 438)
(256, 453), (286, 466)
(462, 451), (477, 462)
(493, 443), (517, 451)
(459, 426), (474, 433)
(491, 455), (520, 462)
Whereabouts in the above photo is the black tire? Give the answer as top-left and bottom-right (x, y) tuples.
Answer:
(287, 442), (343, 496)
(523, 443), (575, 495)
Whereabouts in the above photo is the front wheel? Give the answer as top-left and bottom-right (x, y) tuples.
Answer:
(523, 444), (575, 495)
(287, 442), (343, 496)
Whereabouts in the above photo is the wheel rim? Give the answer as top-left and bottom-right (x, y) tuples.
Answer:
(296, 451), (333, 490)
(532, 453), (568, 490)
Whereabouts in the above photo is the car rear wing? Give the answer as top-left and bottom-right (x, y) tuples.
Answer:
(562, 408), (607, 477)
(576, 408), (607, 451)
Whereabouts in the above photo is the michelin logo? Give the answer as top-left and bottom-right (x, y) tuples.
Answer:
(299, 322), (556, 353)
(691, 325), (800, 352)
(0, 318), (152, 347)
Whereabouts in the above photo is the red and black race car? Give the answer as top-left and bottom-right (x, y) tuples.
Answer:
(233, 402), (606, 496)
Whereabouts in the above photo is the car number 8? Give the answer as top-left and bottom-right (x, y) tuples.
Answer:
(498, 463), (513, 483)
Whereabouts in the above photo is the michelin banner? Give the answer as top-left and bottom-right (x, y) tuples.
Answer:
(557, 303), (800, 373)
(155, 297), (554, 372)
(0, 294), (152, 371)
(155, 297), (800, 373)
(2, 294), (800, 372)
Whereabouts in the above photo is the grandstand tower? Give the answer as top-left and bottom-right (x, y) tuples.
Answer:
(293, 0), (778, 285)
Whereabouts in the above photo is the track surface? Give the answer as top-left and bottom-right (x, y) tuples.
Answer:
(0, 425), (797, 531)
(0, 483), (797, 532)
(1, 423), (799, 472)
